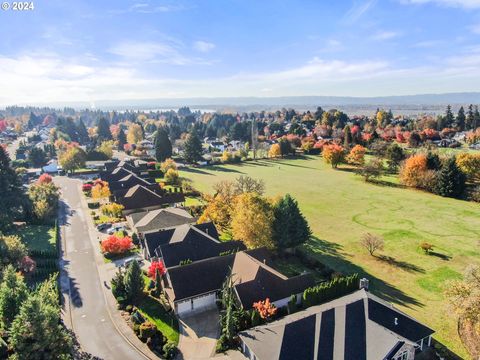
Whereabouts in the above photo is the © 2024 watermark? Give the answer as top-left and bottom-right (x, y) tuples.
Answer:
(2, 1), (34, 11)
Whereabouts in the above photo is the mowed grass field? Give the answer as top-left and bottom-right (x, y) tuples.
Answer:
(180, 155), (480, 358)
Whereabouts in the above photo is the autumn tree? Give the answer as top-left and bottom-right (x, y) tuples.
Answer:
(357, 158), (384, 182)
(101, 235), (132, 254)
(268, 143), (281, 158)
(399, 154), (429, 188)
(272, 194), (311, 249)
(155, 126), (173, 162)
(323, 144), (345, 168)
(59, 146), (86, 173)
(148, 260), (166, 279)
(346, 144), (366, 166)
(253, 298), (277, 321)
(164, 168), (180, 185)
(456, 153), (480, 182)
(231, 193), (274, 249)
(91, 182), (111, 199)
(183, 127), (203, 163)
(0, 235), (27, 268)
(360, 233), (384, 256)
(97, 140), (115, 159)
(160, 158), (177, 173)
(127, 123), (144, 145)
(28, 181), (60, 223)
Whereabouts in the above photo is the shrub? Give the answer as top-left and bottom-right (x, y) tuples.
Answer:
(420, 242), (433, 254)
(163, 340), (177, 359)
(101, 235), (133, 254)
(88, 202), (100, 209)
(139, 321), (157, 342)
(164, 168), (180, 185)
(100, 203), (124, 218)
(302, 274), (359, 308)
(148, 260), (166, 279)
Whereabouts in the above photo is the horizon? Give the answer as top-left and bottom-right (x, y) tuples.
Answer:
(2, 0), (480, 106)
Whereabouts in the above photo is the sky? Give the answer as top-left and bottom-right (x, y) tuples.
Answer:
(1, 0), (480, 106)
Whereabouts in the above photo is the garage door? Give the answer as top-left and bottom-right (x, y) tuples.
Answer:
(192, 293), (216, 311)
(176, 300), (192, 314)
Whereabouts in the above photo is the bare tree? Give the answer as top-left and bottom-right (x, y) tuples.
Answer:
(360, 233), (384, 256)
(233, 175), (265, 196)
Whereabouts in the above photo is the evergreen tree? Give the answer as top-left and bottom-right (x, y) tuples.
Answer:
(272, 194), (311, 249)
(426, 152), (441, 170)
(27, 112), (40, 130)
(385, 143), (405, 171)
(0, 147), (26, 231)
(154, 126), (172, 162)
(0, 265), (28, 330)
(466, 104), (475, 130)
(343, 125), (352, 148)
(8, 296), (73, 359)
(76, 118), (89, 145)
(28, 147), (47, 167)
(124, 260), (144, 303)
(435, 157), (466, 198)
(445, 105), (454, 128)
(314, 106), (324, 121)
(456, 106), (466, 131)
(96, 117), (112, 143)
(117, 128), (127, 150)
(436, 115), (446, 131)
(183, 127), (203, 163)
(474, 106), (480, 130)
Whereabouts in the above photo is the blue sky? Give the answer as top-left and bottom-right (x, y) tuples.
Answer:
(1, 0), (480, 105)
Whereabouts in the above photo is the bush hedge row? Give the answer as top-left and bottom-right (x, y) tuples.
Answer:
(302, 273), (359, 308)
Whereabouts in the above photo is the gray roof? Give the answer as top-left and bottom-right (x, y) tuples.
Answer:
(239, 289), (434, 360)
(128, 207), (195, 234)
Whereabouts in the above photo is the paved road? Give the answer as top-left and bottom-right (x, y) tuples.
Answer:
(56, 176), (143, 360)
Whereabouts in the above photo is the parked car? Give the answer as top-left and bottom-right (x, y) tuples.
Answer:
(124, 257), (144, 268)
(107, 224), (127, 235)
(96, 223), (112, 232)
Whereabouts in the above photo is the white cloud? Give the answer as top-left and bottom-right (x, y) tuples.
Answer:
(400, 0), (480, 9)
(109, 3), (185, 15)
(470, 23), (480, 34)
(343, 0), (378, 23)
(371, 31), (401, 40)
(193, 41), (215, 53)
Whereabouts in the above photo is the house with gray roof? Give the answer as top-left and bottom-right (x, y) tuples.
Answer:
(238, 288), (434, 360)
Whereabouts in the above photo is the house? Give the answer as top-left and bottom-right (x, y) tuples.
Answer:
(163, 248), (314, 315)
(116, 184), (185, 215)
(153, 223), (245, 267)
(108, 171), (157, 193)
(238, 288), (434, 360)
(127, 207), (195, 239)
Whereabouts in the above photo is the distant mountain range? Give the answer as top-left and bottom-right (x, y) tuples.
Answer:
(7, 92), (480, 114)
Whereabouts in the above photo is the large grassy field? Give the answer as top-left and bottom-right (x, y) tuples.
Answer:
(180, 156), (480, 358)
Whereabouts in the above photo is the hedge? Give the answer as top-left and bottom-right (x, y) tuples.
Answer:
(302, 273), (359, 308)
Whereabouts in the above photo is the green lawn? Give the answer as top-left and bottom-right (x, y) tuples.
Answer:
(179, 155), (480, 358)
(10, 224), (57, 253)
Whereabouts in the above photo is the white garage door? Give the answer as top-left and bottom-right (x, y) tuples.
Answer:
(192, 293), (216, 311)
(176, 300), (192, 314)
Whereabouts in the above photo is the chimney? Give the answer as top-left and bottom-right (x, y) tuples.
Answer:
(263, 259), (266, 264)
(359, 278), (369, 291)
(394, 317), (398, 326)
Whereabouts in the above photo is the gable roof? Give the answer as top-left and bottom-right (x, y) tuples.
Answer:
(238, 289), (434, 360)
(131, 207), (195, 234)
(117, 185), (184, 211)
(156, 224), (245, 268)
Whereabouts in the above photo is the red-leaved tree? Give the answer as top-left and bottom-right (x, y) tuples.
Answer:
(148, 260), (166, 279)
(37, 173), (53, 185)
(101, 235), (132, 254)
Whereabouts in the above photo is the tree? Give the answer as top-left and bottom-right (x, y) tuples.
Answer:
(435, 157), (466, 198)
(164, 168), (180, 185)
(148, 260), (166, 280)
(127, 123), (144, 145)
(343, 125), (353, 148)
(456, 153), (480, 182)
(420, 242), (433, 254)
(155, 127), (173, 162)
(0, 146), (27, 231)
(268, 143), (281, 158)
(160, 158), (177, 173)
(76, 118), (89, 145)
(231, 193), (274, 249)
(456, 106), (466, 131)
(322, 144), (345, 168)
(117, 128), (127, 149)
(28, 147), (47, 167)
(101, 235), (132, 254)
(59, 146), (86, 173)
(426, 152), (442, 170)
(357, 158), (384, 182)
(445, 105), (454, 128)
(360, 233), (384, 256)
(252, 298), (277, 321)
(8, 295), (73, 359)
(233, 175), (265, 196)
(346, 144), (366, 165)
(183, 128), (203, 163)
(400, 154), (429, 188)
(124, 260), (144, 303)
(0, 235), (27, 268)
(28, 182), (60, 222)
(96, 117), (112, 143)
(37, 173), (53, 185)
(0, 265), (28, 330)
(466, 104), (475, 130)
(278, 138), (292, 157)
(272, 194), (311, 249)
(97, 140), (115, 159)
(91, 182), (111, 199)
(408, 131), (421, 147)
(385, 143), (405, 171)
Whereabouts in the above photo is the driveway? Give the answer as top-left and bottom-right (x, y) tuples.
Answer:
(55, 176), (151, 360)
(176, 309), (220, 360)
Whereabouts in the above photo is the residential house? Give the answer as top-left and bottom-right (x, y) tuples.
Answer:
(116, 184), (185, 215)
(238, 288), (434, 360)
(163, 248), (314, 315)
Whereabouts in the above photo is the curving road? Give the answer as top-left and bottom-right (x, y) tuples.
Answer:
(56, 176), (145, 360)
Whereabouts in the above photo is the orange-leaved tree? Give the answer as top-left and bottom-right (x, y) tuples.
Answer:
(253, 298), (277, 320)
(37, 173), (53, 185)
(399, 154), (431, 188)
(346, 144), (366, 166)
(101, 235), (132, 254)
(323, 144), (345, 168)
(148, 260), (166, 279)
